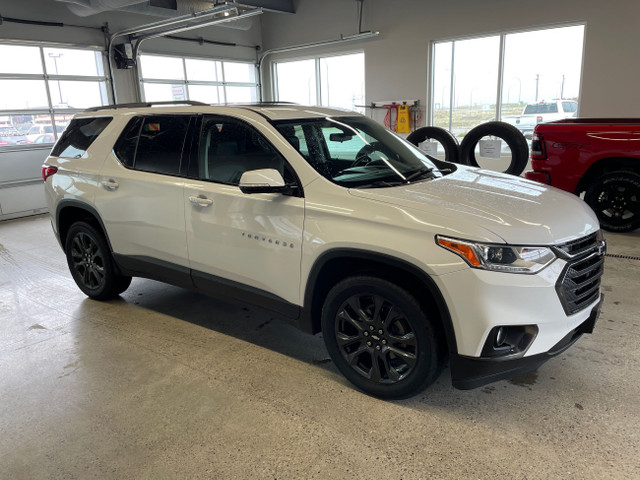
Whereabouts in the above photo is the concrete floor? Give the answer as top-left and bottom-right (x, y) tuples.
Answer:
(1, 214), (638, 479)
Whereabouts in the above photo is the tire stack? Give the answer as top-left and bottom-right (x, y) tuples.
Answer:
(407, 122), (529, 177)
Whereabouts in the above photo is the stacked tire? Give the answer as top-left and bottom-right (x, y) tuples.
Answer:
(407, 122), (529, 176)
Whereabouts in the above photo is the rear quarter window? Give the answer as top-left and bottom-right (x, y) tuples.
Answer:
(51, 117), (112, 158)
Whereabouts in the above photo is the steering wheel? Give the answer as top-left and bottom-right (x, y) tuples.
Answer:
(353, 142), (385, 167)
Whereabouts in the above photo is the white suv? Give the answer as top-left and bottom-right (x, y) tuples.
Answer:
(43, 102), (605, 399)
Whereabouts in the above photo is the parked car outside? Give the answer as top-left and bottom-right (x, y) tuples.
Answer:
(503, 100), (578, 138)
(0, 126), (29, 146)
(26, 124), (65, 143)
(32, 134), (56, 144)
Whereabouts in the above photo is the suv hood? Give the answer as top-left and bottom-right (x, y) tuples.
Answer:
(349, 167), (599, 245)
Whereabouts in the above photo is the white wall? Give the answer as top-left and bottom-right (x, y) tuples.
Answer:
(260, 0), (640, 120)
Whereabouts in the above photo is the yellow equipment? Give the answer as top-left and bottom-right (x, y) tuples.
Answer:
(396, 104), (410, 133)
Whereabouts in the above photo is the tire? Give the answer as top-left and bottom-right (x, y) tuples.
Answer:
(65, 221), (132, 299)
(321, 276), (442, 399)
(406, 126), (460, 164)
(584, 170), (640, 232)
(459, 121), (529, 176)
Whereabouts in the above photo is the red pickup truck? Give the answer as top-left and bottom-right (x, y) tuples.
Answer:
(525, 118), (640, 232)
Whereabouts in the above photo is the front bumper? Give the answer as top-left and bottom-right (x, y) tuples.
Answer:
(450, 296), (602, 390)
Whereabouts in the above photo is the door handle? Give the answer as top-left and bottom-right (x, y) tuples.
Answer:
(102, 179), (119, 191)
(189, 195), (213, 207)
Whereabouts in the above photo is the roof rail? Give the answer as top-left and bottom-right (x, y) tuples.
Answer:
(84, 101), (209, 112)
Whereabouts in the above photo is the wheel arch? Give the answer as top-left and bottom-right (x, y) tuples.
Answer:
(56, 200), (113, 253)
(302, 249), (457, 356)
(575, 157), (640, 194)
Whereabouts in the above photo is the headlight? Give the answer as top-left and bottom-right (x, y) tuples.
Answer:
(436, 235), (556, 274)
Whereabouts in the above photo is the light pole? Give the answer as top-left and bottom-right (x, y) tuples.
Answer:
(535, 73), (540, 102)
(512, 76), (521, 103)
(470, 87), (478, 109)
(48, 53), (64, 104)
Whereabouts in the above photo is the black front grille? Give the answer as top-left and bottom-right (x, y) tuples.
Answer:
(555, 233), (604, 315)
(556, 232), (598, 257)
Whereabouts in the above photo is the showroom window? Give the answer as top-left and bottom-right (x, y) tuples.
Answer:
(274, 52), (365, 113)
(431, 24), (585, 137)
(139, 54), (258, 104)
(0, 42), (109, 147)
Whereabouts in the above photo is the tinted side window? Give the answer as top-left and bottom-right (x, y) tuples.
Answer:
(113, 117), (142, 167)
(562, 101), (578, 113)
(51, 117), (112, 158)
(134, 116), (189, 175)
(199, 116), (291, 185)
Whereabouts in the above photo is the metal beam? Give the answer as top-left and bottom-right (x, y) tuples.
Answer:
(238, 0), (294, 14)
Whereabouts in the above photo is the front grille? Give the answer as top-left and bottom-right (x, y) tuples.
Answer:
(555, 233), (604, 315)
(555, 232), (598, 258)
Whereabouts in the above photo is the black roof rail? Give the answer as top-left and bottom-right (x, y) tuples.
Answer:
(83, 101), (209, 112)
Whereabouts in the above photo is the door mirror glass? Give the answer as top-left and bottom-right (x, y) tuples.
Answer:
(239, 169), (286, 194)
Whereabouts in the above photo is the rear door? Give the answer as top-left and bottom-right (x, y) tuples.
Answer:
(95, 114), (195, 280)
(183, 114), (305, 312)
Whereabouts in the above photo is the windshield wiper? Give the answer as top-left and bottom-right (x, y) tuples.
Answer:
(352, 179), (406, 189)
(403, 166), (435, 183)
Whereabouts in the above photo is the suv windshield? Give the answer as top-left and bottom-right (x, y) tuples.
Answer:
(273, 116), (452, 188)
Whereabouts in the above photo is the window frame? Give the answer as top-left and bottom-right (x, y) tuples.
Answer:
(138, 53), (259, 104)
(426, 22), (586, 129)
(272, 50), (365, 112)
(194, 114), (303, 195)
(0, 40), (111, 150)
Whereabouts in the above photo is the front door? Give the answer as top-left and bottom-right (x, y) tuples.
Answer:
(184, 115), (304, 314)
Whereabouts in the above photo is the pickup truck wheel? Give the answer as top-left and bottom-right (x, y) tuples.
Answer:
(65, 221), (132, 299)
(321, 276), (441, 399)
(459, 121), (529, 175)
(584, 171), (640, 232)
(406, 126), (460, 163)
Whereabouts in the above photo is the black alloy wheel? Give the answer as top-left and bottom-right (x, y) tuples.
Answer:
(70, 231), (105, 290)
(335, 292), (417, 383)
(65, 222), (131, 299)
(585, 171), (640, 232)
(321, 276), (441, 399)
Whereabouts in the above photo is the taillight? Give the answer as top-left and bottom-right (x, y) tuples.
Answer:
(0, 141), (8, 146)
(536, 115), (543, 124)
(42, 165), (58, 182)
(530, 133), (546, 159)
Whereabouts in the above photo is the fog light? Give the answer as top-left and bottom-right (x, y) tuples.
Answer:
(482, 325), (539, 358)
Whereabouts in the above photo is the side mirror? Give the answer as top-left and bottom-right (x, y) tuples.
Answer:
(239, 169), (293, 194)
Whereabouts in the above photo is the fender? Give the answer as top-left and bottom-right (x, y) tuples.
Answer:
(301, 248), (458, 356)
(55, 199), (114, 252)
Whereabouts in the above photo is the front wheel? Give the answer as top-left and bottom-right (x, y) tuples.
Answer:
(65, 221), (132, 299)
(584, 171), (640, 232)
(321, 276), (442, 399)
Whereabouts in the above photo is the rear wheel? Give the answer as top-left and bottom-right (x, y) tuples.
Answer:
(584, 171), (640, 232)
(65, 221), (131, 299)
(321, 276), (442, 399)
